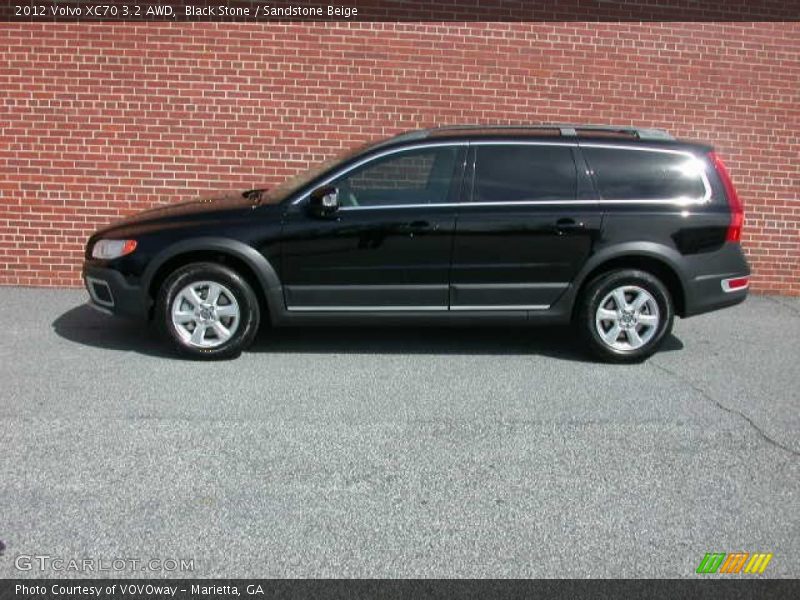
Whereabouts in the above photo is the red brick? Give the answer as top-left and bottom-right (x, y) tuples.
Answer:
(0, 22), (798, 295)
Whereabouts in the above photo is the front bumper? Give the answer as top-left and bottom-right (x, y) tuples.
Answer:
(82, 265), (149, 319)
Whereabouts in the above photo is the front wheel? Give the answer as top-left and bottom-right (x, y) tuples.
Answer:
(577, 269), (674, 363)
(157, 262), (261, 359)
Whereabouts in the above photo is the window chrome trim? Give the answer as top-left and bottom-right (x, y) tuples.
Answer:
(337, 196), (709, 212)
(289, 141), (470, 206)
(579, 143), (712, 204)
(337, 201), (594, 212)
(580, 143), (699, 154)
(289, 139), (712, 208)
(470, 140), (577, 147)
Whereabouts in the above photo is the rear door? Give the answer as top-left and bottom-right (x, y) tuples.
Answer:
(449, 142), (602, 310)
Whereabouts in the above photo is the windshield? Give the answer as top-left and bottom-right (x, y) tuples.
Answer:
(261, 139), (379, 204)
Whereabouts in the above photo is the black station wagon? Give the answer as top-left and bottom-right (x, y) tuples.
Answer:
(83, 125), (749, 362)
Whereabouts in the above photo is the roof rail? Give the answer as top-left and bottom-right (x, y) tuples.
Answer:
(548, 124), (674, 141)
(426, 124), (674, 141)
(430, 124), (560, 133)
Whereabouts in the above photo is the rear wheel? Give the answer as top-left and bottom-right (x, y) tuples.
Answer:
(157, 262), (260, 359)
(577, 269), (674, 363)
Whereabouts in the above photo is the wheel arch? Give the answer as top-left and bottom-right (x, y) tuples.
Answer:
(569, 244), (687, 318)
(143, 238), (282, 321)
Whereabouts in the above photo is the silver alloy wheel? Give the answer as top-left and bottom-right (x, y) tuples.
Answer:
(171, 280), (240, 348)
(595, 285), (660, 351)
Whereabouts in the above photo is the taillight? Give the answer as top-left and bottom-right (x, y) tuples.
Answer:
(708, 151), (744, 242)
(721, 276), (749, 293)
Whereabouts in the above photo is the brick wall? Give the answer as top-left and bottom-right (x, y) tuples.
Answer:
(1, 22), (798, 293)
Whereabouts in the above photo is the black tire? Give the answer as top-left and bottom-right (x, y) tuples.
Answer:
(156, 262), (261, 360)
(577, 269), (674, 363)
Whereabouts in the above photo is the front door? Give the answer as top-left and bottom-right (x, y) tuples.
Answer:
(281, 144), (466, 310)
(450, 143), (602, 310)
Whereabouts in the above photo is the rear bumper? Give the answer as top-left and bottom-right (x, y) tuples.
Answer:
(682, 244), (750, 318)
(82, 264), (149, 319)
(683, 276), (748, 317)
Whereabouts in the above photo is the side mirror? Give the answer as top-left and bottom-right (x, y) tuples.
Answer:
(308, 185), (339, 218)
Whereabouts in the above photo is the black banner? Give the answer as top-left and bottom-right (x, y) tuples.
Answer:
(2, 0), (799, 22)
(2, 580), (800, 600)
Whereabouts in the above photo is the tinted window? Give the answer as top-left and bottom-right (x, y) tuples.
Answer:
(332, 146), (459, 207)
(473, 145), (576, 202)
(584, 147), (707, 201)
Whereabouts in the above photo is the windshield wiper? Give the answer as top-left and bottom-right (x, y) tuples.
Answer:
(242, 188), (268, 204)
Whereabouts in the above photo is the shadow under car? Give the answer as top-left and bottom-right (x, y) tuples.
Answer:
(52, 303), (684, 362)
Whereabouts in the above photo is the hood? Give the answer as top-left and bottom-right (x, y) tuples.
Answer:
(101, 188), (269, 231)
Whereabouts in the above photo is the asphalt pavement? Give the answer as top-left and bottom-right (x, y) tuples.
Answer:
(1, 287), (798, 578)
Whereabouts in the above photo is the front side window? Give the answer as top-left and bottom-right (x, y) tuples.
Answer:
(473, 145), (577, 202)
(583, 147), (707, 201)
(331, 146), (459, 207)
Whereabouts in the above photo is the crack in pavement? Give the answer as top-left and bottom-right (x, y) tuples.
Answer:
(761, 295), (800, 316)
(650, 361), (800, 458)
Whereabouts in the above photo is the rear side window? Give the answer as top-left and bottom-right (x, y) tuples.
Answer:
(473, 145), (577, 202)
(583, 147), (707, 201)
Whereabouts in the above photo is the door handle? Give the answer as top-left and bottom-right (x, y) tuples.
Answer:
(406, 220), (438, 238)
(554, 218), (586, 234)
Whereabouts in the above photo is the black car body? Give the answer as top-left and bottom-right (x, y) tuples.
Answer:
(83, 125), (750, 361)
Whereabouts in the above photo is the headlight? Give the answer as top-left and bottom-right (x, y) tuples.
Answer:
(91, 239), (137, 259)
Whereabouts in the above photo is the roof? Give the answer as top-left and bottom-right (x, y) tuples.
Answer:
(426, 124), (675, 141)
(371, 124), (712, 153)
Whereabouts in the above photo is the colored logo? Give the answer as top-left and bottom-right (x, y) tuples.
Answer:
(696, 552), (773, 574)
